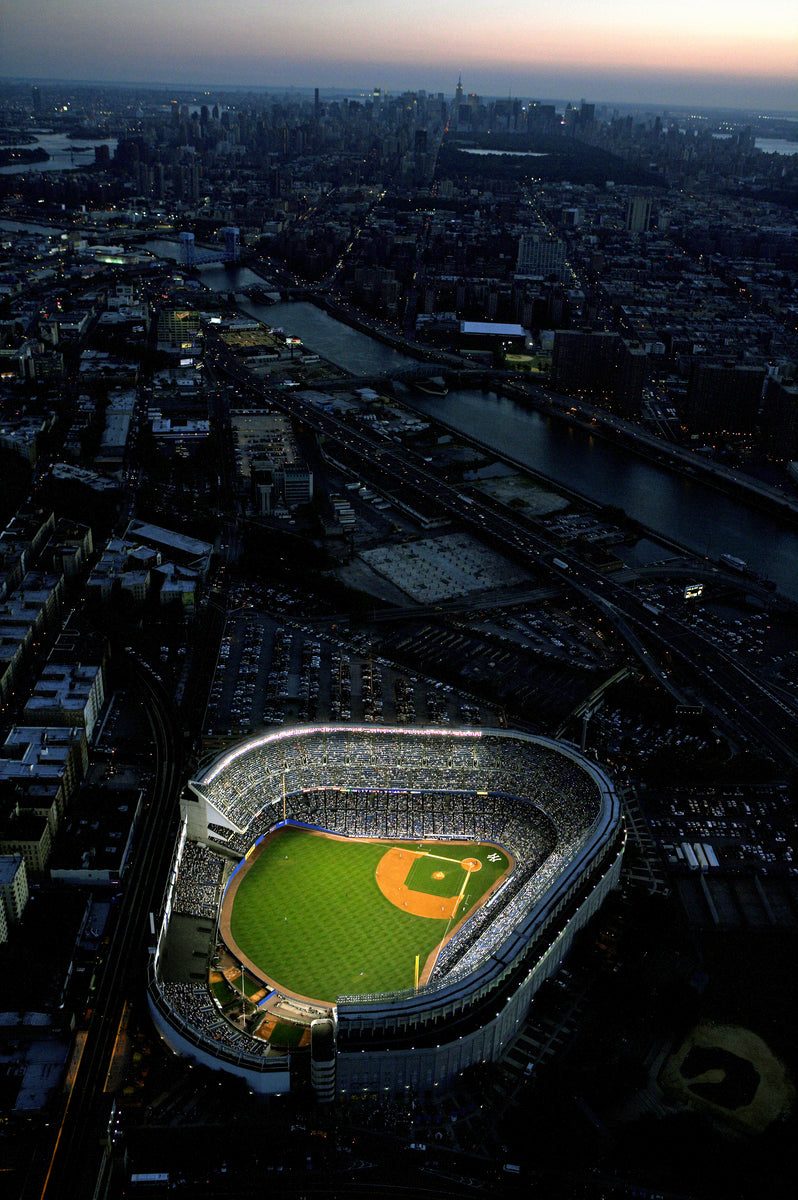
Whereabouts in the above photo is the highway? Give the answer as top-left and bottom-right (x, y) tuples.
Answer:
(212, 341), (798, 766)
(229, 258), (798, 532)
(29, 661), (184, 1200)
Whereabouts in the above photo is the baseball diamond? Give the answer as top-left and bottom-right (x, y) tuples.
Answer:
(221, 827), (512, 1002)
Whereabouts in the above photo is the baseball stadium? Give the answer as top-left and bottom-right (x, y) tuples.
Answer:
(148, 725), (624, 1098)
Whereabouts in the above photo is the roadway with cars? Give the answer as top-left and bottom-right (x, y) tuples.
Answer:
(211, 341), (798, 767)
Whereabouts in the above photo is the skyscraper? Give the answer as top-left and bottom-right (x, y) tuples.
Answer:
(625, 194), (652, 233)
(516, 234), (567, 280)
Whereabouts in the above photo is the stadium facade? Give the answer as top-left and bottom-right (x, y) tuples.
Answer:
(148, 725), (624, 1097)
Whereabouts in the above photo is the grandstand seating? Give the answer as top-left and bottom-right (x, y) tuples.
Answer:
(190, 727), (604, 986)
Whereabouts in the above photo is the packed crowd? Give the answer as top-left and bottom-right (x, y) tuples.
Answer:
(216, 785), (557, 861)
(199, 730), (601, 843)
(159, 981), (270, 1062)
(432, 864), (537, 978)
(193, 730), (605, 993)
(173, 841), (225, 919)
(439, 851), (580, 985)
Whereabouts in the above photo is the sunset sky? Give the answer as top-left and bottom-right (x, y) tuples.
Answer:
(3, 0), (797, 110)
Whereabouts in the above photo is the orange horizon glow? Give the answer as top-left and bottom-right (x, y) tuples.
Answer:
(2, 0), (796, 110)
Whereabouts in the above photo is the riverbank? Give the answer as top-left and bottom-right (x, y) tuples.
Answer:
(195, 275), (798, 600)
(504, 381), (798, 530)
(242, 283), (798, 530)
(401, 389), (798, 607)
(0, 147), (48, 169)
(243, 261), (460, 370)
(396, 389), (708, 560)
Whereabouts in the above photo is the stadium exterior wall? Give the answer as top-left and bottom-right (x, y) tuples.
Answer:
(336, 851), (620, 1095)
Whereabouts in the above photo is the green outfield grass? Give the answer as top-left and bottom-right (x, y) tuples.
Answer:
(268, 1023), (306, 1049)
(227, 825), (510, 1001)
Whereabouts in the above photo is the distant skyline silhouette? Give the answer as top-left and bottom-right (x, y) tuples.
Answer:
(2, 0), (796, 111)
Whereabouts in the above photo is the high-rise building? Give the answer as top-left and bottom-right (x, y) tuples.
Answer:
(526, 102), (556, 132)
(685, 361), (764, 434)
(625, 194), (652, 233)
(188, 159), (201, 203)
(223, 226), (240, 262)
(761, 376), (798, 457)
(615, 339), (649, 416)
(31, 86), (42, 116)
(551, 330), (647, 415)
(516, 234), (567, 280)
(137, 163), (152, 196)
(179, 231), (196, 268)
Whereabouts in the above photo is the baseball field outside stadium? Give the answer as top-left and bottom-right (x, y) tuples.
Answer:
(221, 824), (512, 1003)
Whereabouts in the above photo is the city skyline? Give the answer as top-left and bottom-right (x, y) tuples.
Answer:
(2, 0), (797, 112)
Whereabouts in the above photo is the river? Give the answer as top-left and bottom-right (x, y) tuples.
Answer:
(754, 138), (798, 156)
(197, 262), (421, 376)
(161, 260), (798, 600)
(405, 389), (798, 599)
(0, 131), (117, 175)
(0, 219), (66, 235)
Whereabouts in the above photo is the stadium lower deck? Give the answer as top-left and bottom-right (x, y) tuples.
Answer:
(149, 726), (623, 1096)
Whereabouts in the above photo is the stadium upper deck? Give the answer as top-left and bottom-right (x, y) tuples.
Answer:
(188, 725), (603, 848)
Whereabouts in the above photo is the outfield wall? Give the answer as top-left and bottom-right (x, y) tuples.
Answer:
(154, 725), (623, 1097)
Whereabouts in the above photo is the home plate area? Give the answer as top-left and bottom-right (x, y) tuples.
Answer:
(375, 844), (497, 921)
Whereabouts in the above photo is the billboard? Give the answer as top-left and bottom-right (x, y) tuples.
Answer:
(684, 583), (704, 600)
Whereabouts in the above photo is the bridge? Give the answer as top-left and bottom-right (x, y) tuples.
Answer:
(178, 227), (241, 268)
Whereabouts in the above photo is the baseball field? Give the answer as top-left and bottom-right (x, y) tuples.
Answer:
(222, 824), (512, 1003)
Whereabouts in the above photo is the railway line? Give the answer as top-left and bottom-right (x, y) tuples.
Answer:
(30, 662), (184, 1200)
